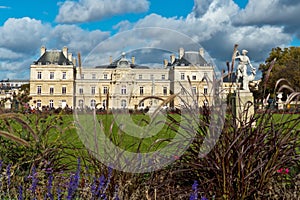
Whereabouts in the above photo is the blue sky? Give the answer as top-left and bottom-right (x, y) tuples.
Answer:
(0, 0), (299, 80)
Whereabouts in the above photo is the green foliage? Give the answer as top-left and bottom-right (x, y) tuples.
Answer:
(0, 112), (78, 179)
(259, 47), (300, 99)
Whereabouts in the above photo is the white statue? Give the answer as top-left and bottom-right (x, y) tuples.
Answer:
(235, 49), (256, 90)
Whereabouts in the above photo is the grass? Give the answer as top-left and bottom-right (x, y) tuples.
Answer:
(0, 109), (299, 199)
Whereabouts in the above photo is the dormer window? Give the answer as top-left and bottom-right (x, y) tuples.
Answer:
(117, 52), (130, 68)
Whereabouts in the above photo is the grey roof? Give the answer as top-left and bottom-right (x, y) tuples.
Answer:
(34, 51), (72, 65)
(174, 51), (208, 66)
(95, 57), (150, 69)
(95, 64), (149, 69)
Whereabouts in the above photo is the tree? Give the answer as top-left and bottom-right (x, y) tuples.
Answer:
(259, 47), (300, 100)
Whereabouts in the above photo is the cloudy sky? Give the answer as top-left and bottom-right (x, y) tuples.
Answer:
(0, 0), (299, 80)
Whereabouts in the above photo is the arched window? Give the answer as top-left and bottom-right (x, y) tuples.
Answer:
(121, 99), (126, 108)
(78, 100), (84, 108)
(91, 99), (96, 109)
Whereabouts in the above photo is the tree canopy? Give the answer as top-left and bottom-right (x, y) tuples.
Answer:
(259, 46), (300, 100)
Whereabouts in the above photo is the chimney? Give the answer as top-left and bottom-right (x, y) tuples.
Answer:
(131, 56), (135, 65)
(72, 57), (77, 66)
(109, 56), (113, 64)
(163, 59), (168, 67)
(199, 48), (204, 57)
(170, 54), (175, 64)
(63, 46), (68, 58)
(40, 46), (46, 56)
(68, 53), (73, 62)
(179, 48), (184, 59)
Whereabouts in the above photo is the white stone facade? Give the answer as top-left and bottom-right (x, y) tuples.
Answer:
(30, 47), (215, 111)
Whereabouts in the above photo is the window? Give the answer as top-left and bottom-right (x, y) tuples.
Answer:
(150, 74), (154, 80)
(192, 86), (197, 95)
(49, 87), (54, 95)
(37, 86), (41, 94)
(140, 87), (144, 95)
(139, 101), (144, 107)
(162, 74), (165, 80)
(121, 99), (126, 108)
(50, 72), (54, 79)
(192, 74), (196, 80)
(62, 72), (66, 79)
(91, 86), (96, 95)
(181, 73), (185, 80)
(204, 86), (208, 95)
(79, 88), (83, 95)
(90, 99), (96, 108)
(78, 100), (84, 108)
(104, 74), (108, 79)
(81, 74), (84, 79)
(103, 86), (108, 94)
(62, 86), (67, 94)
(181, 88), (185, 95)
(92, 74), (96, 79)
(37, 72), (42, 79)
(61, 100), (67, 108)
(163, 87), (167, 95)
(37, 100), (41, 108)
(121, 86), (126, 95)
(49, 100), (54, 108)
(139, 74), (142, 80)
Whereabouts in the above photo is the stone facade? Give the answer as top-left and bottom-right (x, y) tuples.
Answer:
(30, 46), (214, 110)
(29, 46), (75, 109)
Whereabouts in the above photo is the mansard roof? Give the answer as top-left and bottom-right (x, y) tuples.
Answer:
(33, 51), (72, 65)
(174, 51), (208, 66)
(95, 55), (150, 69)
(95, 63), (149, 69)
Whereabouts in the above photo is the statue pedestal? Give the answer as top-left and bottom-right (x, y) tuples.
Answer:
(233, 90), (255, 127)
(4, 99), (12, 110)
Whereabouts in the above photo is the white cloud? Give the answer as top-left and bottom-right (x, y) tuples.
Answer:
(234, 0), (300, 26)
(50, 24), (110, 54)
(0, 0), (298, 80)
(0, 17), (111, 80)
(0, 6), (10, 9)
(0, 48), (24, 60)
(56, 0), (150, 23)
(113, 20), (133, 32)
(0, 17), (50, 53)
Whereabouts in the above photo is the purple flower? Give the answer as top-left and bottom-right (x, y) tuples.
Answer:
(201, 196), (208, 200)
(0, 160), (2, 172)
(114, 185), (120, 200)
(190, 180), (198, 200)
(6, 163), (11, 187)
(91, 177), (97, 197)
(28, 165), (38, 197)
(96, 175), (106, 196)
(67, 157), (81, 199)
(18, 185), (23, 200)
(102, 167), (113, 194)
(57, 186), (62, 200)
(45, 174), (54, 200)
(0, 160), (3, 189)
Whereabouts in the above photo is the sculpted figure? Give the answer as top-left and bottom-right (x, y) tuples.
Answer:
(235, 49), (256, 90)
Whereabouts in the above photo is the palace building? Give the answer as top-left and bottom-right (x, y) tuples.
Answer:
(29, 46), (214, 110)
